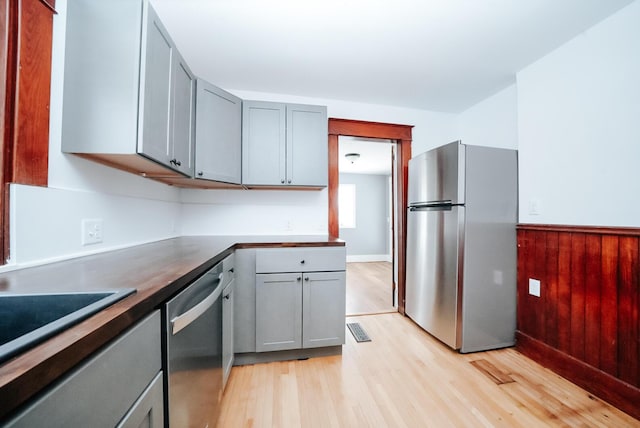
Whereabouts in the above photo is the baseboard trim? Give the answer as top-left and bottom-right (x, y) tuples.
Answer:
(346, 254), (392, 263)
(516, 331), (640, 420)
(233, 346), (343, 366)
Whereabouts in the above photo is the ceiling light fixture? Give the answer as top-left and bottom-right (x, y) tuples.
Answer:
(345, 153), (360, 164)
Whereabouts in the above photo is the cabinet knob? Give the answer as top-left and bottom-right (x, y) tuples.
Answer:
(304, 277), (309, 282)
(297, 276), (302, 281)
(300, 260), (305, 264)
(281, 179), (285, 184)
(170, 158), (182, 167)
(224, 294), (230, 300)
(197, 171), (204, 176)
(287, 179), (292, 184)
(176, 160), (182, 166)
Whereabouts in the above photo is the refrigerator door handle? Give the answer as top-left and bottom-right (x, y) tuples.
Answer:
(409, 204), (454, 212)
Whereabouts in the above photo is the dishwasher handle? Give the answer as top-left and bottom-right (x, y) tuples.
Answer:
(171, 283), (222, 335)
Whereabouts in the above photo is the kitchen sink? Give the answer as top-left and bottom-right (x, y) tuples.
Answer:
(0, 289), (135, 364)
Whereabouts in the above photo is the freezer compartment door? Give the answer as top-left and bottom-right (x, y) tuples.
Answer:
(408, 141), (465, 205)
(405, 205), (463, 350)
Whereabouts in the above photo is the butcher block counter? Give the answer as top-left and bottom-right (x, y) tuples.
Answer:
(0, 235), (344, 420)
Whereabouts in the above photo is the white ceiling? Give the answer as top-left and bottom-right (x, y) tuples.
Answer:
(152, 0), (633, 113)
(339, 137), (394, 175)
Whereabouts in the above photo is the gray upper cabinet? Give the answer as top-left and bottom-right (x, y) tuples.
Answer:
(242, 101), (328, 187)
(62, 0), (193, 178)
(194, 80), (242, 184)
(170, 54), (196, 176)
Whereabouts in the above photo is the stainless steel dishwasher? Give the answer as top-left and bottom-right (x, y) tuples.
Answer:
(163, 261), (224, 428)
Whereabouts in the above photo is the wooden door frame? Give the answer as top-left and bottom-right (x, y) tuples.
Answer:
(328, 119), (412, 315)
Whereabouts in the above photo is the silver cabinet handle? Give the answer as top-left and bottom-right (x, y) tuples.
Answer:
(171, 284), (222, 335)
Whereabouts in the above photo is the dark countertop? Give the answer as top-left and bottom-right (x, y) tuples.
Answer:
(0, 235), (344, 419)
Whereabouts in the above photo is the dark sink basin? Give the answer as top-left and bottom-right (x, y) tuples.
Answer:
(0, 289), (135, 364)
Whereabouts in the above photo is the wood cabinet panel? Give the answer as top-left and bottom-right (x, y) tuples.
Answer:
(516, 224), (640, 420)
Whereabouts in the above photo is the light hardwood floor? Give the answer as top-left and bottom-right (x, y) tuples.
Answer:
(219, 313), (639, 427)
(346, 262), (396, 316)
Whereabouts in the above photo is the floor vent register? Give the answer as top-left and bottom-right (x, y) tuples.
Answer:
(346, 322), (372, 342)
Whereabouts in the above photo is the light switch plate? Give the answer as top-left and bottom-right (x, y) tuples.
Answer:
(528, 278), (541, 297)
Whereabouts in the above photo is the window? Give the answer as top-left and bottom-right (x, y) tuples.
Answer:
(339, 183), (356, 228)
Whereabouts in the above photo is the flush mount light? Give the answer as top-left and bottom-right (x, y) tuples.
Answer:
(345, 153), (360, 163)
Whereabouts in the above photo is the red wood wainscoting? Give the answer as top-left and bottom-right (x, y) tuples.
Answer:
(517, 224), (640, 420)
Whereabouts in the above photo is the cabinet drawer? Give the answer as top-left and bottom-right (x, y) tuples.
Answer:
(255, 247), (345, 273)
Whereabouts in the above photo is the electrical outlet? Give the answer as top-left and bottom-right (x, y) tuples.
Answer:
(528, 278), (541, 297)
(528, 198), (541, 215)
(82, 219), (103, 245)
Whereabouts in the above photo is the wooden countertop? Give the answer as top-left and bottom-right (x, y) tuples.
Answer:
(0, 235), (344, 420)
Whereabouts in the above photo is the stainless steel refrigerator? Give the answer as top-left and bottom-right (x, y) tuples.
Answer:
(405, 141), (517, 353)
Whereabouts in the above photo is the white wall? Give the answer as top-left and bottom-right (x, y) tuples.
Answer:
(179, 189), (327, 235)
(5, 0), (182, 267)
(457, 84), (518, 150)
(517, 0), (640, 226)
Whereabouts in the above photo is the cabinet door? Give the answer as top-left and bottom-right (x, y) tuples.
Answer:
(170, 53), (195, 176)
(242, 101), (286, 185)
(138, 5), (173, 166)
(287, 104), (328, 186)
(302, 271), (346, 348)
(255, 273), (302, 352)
(195, 80), (242, 183)
(222, 279), (235, 389)
(234, 249), (256, 353)
(116, 372), (164, 428)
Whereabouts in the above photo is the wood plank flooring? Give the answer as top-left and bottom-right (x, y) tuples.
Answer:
(219, 313), (640, 427)
(346, 262), (395, 316)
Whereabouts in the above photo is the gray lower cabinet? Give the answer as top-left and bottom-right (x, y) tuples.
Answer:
(222, 254), (236, 390)
(253, 247), (346, 353)
(234, 249), (257, 353)
(195, 80), (242, 184)
(116, 372), (164, 428)
(256, 271), (346, 352)
(302, 271), (347, 348)
(242, 101), (328, 187)
(256, 272), (303, 352)
(62, 0), (194, 178)
(4, 311), (163, 428)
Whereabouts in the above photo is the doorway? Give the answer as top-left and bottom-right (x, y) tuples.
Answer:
(328, 119), (412, 315)
(338, 136), (395, 315)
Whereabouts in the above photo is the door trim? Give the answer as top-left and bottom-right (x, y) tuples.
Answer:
(328, 119), (413, 315)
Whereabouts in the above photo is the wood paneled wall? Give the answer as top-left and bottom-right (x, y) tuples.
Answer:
(517, 224), (640, 420)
